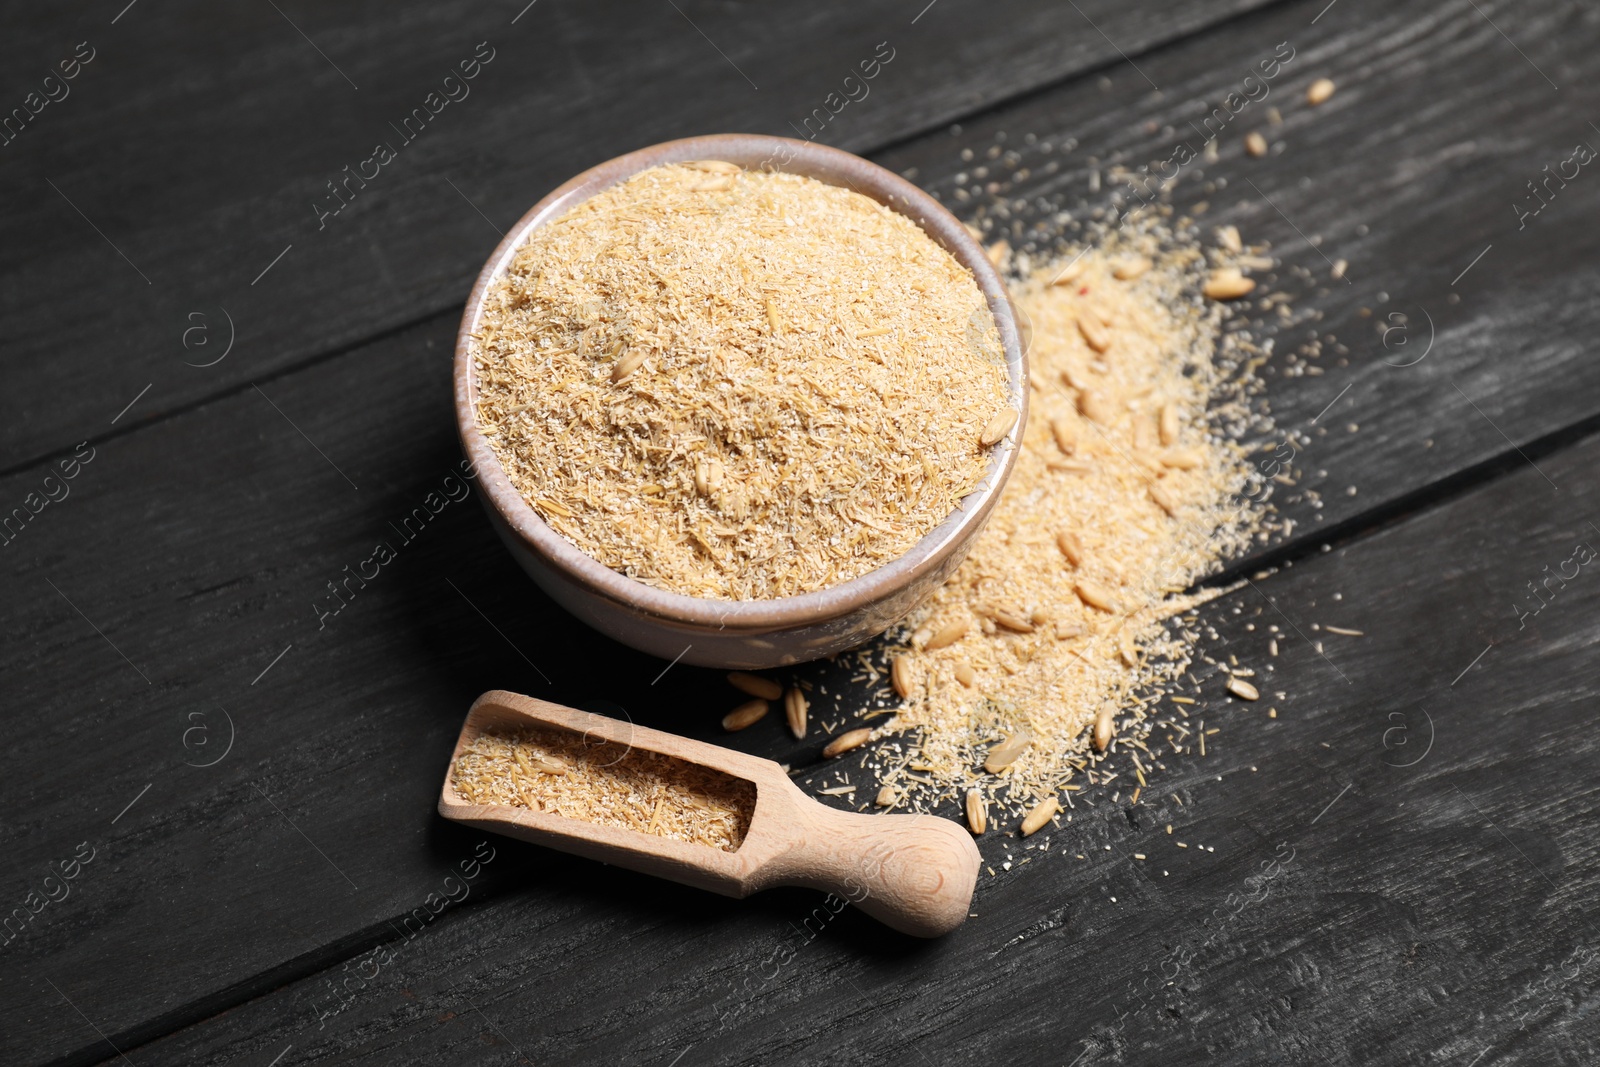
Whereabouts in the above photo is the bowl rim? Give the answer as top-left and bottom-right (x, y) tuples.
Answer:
(454, 133), (1027, 633)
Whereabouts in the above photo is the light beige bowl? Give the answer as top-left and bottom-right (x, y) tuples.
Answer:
(455, 134), (1027, 669)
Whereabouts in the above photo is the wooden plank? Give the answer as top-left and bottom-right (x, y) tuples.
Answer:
(872, 0), (1600, 565)
(3, 0), (1599, 1061)
(75, 357), (1600, 1067)
(0, 0), (1276, 466)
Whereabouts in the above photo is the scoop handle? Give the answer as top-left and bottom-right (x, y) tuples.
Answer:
(756, 799), (981, 937)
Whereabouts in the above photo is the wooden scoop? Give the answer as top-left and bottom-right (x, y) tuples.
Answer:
(438, 690), (981, 937)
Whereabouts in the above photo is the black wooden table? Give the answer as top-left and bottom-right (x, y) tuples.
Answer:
(5, 2), (1598, 1064)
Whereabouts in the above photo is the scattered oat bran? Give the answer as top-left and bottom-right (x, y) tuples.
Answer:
(473, 163), (1011, 600)
(451, 727), (756, 852)
(868, 234), (1268, 816)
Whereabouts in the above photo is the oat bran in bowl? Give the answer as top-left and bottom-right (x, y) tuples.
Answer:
(455, 134), (1027, 669)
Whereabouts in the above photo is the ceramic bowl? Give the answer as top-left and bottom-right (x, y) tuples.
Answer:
(454, 134), (1027, 669)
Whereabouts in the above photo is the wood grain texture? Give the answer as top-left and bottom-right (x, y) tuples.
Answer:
(0, 0), (1597, 1063)
(0, 0), (1275, 467)
(84, 398), (1600, 1067)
